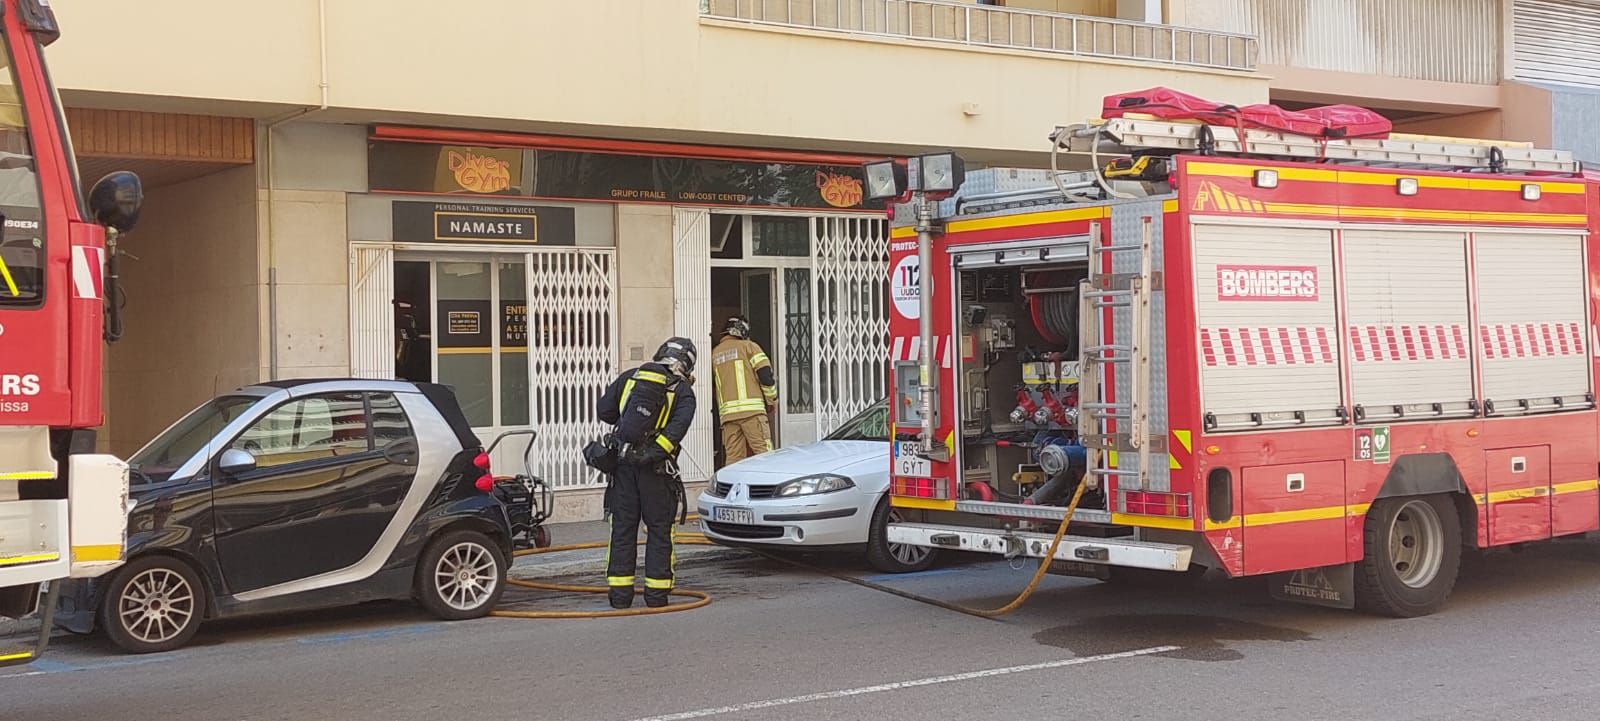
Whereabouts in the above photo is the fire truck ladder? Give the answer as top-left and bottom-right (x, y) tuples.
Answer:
(1061, 117), (1583, 175)
(1077, 217), (1158, 491)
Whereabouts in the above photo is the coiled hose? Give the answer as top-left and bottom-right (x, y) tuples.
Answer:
(491, 524), (716, 619)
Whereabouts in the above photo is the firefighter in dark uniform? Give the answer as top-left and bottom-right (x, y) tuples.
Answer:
(597, 337), (698, 609)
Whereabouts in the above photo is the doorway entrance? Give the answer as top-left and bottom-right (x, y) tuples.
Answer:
(709, 214), (818, 458)
(350, 243), (618, 490)
(671, 209), (890, 478)
(391, 256), (527, 429)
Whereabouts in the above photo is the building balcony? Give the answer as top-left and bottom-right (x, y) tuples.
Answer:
(702, 0), (1258, 71)
(1180, 0), (1500, 86)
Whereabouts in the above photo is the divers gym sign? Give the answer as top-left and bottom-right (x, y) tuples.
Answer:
(391, 201), (576, 245)
(369, 138), (882, 212)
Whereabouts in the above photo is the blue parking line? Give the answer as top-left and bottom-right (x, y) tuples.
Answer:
(296, 623), (441, 646)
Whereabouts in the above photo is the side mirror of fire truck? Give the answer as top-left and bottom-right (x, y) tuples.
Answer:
(88, 171), (144, 234)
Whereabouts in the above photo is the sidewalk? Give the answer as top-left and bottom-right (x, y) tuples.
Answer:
(509, 518), (745, 579)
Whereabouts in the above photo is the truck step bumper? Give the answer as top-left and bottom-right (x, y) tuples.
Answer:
(887, 522), (1193, 571)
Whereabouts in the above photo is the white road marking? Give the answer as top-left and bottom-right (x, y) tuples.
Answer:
(623, 645), (1181, 721)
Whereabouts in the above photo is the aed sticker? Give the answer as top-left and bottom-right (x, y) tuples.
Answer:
(890, 255), (920, 320)
(1354, 426), (1391, 464)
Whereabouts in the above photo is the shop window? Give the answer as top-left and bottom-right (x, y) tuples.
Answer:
(711, 215), (743, 259)
(784, 268), (814, 414)
(752, 216), (810, 257)
(436, 261), (494, 427)
(499, 261), (530, 427)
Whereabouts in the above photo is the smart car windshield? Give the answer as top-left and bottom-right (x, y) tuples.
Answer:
(128, 395), (259, 484)
(825, 400), (889, 442)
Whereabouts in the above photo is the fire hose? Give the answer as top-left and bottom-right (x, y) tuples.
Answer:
(493, 480), (1091, 621)
(491, 522), (716, 619)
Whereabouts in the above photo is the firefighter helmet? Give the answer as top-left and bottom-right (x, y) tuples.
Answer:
(724, 315), (752, 339)
(654, 337), (698, 379)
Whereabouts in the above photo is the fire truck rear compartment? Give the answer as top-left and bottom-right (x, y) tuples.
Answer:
(953, 261), (1095, 511)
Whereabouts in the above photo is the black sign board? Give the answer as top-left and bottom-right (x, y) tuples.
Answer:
(370, 140), (882, 212)
(502, 302), (528, 348)
(393, 201), (575, 245)
(437, 300), (491, 349)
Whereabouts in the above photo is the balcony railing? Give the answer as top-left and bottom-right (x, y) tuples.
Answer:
(702, 0), (1258, 72)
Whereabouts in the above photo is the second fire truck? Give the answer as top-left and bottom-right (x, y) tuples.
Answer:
(875, 99), (1599, 617)
(1, 0), (142, 665)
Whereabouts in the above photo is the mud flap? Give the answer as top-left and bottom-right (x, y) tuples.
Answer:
(1269, 563), (1356, 609)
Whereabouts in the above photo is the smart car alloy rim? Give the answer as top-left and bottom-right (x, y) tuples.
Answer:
(119, 568), (197, 644)
(886, 508), (932, 566)
(1389, 499), (1444, 589)
(435, 542), (498, 610)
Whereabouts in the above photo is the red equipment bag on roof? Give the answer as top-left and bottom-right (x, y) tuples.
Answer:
(1102, 87), (1239, 125)
(1293, 104), (1392, 139)
(1103, 87), (1392, 140)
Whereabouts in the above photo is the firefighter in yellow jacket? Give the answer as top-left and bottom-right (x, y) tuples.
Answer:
(713, 316), (777, 464)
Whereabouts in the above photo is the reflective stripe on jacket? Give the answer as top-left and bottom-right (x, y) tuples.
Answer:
(711, 337), (776, 421)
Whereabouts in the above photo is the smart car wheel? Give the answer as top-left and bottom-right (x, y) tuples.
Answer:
(100, 556), (205, 654)
(866, 496), (937, 574)
(417, 530), (507, 620)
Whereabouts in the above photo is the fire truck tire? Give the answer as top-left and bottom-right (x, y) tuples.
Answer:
(99, 555), (206, 654)
(1355, 495), (1461, 618)
(867, 497), (938, 574)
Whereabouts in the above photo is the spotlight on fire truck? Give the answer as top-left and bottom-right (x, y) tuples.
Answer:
(916, 152), (966, 194)
(864, 159), (906, 202)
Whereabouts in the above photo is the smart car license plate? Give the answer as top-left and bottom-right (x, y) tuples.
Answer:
(714, 507), (754, 525)
(894, 441), (931, 478)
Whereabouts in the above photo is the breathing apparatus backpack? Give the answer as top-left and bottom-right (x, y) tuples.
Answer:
(615, 366), (676, 448)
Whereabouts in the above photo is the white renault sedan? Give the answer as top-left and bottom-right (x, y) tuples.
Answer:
(697, 401), (937, 573)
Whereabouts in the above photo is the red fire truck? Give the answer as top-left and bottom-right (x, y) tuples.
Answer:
(0, 0), (143, 665)
(876, 109), (1599, 617)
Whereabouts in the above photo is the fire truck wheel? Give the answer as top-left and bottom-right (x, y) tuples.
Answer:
(867, 497), (938, 574)
(1355, 495), (1461, 618)
(416, 529), (508, 621)
(99, 555), (206, 654)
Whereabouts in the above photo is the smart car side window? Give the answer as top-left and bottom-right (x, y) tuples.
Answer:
(369, 392), (414, 449)
(230, 393), (370, 469)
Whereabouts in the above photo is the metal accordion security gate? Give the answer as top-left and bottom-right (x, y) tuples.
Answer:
(524, 250), (619, 490)
(811, 216), (890, 435)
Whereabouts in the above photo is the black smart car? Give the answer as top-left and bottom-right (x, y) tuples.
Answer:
(57, 379), (515, 653)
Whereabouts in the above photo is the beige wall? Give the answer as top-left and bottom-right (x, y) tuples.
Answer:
(49, 1), (1264, 164)
(615, 205), (678, 365)
(105, 166), (262, 457)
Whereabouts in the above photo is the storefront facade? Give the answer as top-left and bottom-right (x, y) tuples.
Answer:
(335, 127), (890, 504)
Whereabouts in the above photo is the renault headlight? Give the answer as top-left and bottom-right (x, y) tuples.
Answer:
(774, 474), (855, 497)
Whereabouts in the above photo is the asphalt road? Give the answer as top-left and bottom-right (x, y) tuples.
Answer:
(6, 535), (1600, 721)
